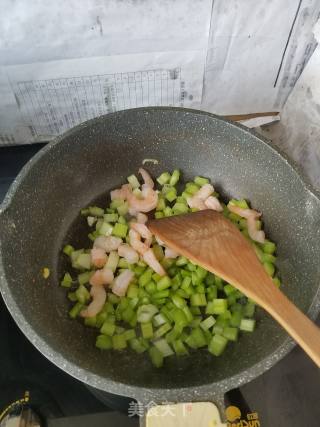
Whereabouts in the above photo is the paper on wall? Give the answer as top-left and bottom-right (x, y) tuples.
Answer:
(0, 0), (212, 145)
(0, 50), (206, 144)
(0, 0), (319, 145)
(203, 0), (320, 115)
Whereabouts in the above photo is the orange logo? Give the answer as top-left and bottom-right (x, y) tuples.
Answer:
(225, 405), (261, 427)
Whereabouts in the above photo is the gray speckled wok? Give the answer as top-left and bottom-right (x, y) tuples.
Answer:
(0, 107), (319, 408)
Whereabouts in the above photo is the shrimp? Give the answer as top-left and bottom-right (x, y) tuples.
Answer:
(129, 229), (149, 255)
(91, 247), (107, 268)
(187, 183), (214, 210)
(204, 196), (223, 212)
(80, 284), (106, 318)
(126, 185), (158, 213)
(130, 222), (152, 240)
(143, 248), (166, 276)
(89, 268), (114, 286)
(112, 269), (135, 296)
(228, 204), (265, 243)
(118, 243), (139, 264)
(93, 236), (122, 252)
(136, 212), (148, 224)
(164, 247), (179, 259)
(139, 167), (154, 189)
(110, 184), (130, 201)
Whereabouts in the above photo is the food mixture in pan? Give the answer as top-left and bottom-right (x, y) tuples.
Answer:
(61, 168), (279, 367)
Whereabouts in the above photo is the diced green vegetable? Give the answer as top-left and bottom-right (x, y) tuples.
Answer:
(61, 272), (73, 288)
(208, 334), (228, 356)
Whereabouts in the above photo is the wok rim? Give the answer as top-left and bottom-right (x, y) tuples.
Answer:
(1, 107), (319, 402)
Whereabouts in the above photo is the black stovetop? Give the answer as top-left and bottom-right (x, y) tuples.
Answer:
(0, 144), (319, 427)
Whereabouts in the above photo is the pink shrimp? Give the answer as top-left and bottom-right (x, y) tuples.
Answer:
(187, 196), (206, 210)
(164, 247), (179, 259)
(187, 183), (214, 210)
(91, 247), (107, 268)
(139, 167), (154, 189)
(110, 184), (128, 201)
(118, 243), (139, 264)
(89, 268), (114, 286)
(130, 222), (152, 240)
(80, 284), (106, 318)
(143, 248), (166, 276)
(126, 185), (158, 213)
(112, 269), (135, 296)
(129, 229), (149, 255)
(93, 236), (122, 252)
(136, 212), (148, 224)
(204, 196), (223, 212)
(228, 204), (265, 243)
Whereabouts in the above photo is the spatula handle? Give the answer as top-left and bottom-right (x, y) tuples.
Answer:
(263, 285), (320, 367)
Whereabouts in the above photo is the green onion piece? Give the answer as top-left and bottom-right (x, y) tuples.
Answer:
(240, 318), (256, 332)
(105, 251), (118, 272)
(200, 316), (216, 331)
(112, 222), (128, 238)
(61, 272), (73, 288)
(137, 304), (158, 323)
(63, 244), (74, 256)
(141, 321), (153, 339)
(127, 174), (140, 189)
(194, 176), (209, 186)
(154, 323), (172, 338)
(149, 346), (164, 367)
(112, 334), (127, 350)
(157, 172), (171, 186)
(96, 335), (112, 350)
(69, 302), (84, 319)
(208, 334), (228, 356)
(89, 206), (104, 217)
(169, 169), (180, 186)
(75, 284), (90, 304)
(100, 321), (116, 336)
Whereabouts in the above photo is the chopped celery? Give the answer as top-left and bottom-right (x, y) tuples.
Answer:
(240, 318), (256, 332)
(63, 244), (74, 256)
(117, 201), (129, 216)
(103, 213), (119, 223)
(194, 176), (209, 186)
(112, 222), (128, 238)
(154, 323), (172, 338)
(149, 346), (164, 367)
(69, 302), (84, 319)
(112, 334), (127, 350)
(157, 172), (171, 186)
(263, 262), (275, 277)
(76, 253), (91, 270)
(223, 327), (239, 341)
(208, 334), (228, 356)
(200, 316), (216, 331)
(100, 321), (116, 336)
(88, 206), (104, 217)
(75, 284), (90, 304)
(141, 322), (153, 339)
(154, 338), (174, 357)
(106, 251), (119, 272)
(96, 335), (112, 349)
(206, 299), (228, 315)
(127, 174), (140, 189)
(61, 272), (73, 288)
(137, 304), (158, 323)
(173, 339), (189, 356)
(157, 276), (171, 291)
(99, 222), (113, 236)
(78, 271), (93, 286)
(169, 169), (180, 186)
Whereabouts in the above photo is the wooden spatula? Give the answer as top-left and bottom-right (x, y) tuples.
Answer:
(148, 210), (320, 367)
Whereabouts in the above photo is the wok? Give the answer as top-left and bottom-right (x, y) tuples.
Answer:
(1, 107), (320, 414)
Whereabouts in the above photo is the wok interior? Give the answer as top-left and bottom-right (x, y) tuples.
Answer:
(1, 109), (319, 391)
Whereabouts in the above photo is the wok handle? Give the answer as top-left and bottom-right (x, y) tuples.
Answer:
(262, 284), (320, 367)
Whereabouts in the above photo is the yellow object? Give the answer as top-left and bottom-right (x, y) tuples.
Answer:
(42, 267), (50, 279)
(225, 406), (241, 422)
(146, 402), (226, 427)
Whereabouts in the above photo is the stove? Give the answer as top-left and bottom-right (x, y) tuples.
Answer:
(0, 144), (319, 427)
